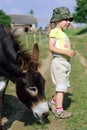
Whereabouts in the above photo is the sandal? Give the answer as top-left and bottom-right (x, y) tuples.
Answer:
(55, 110), (73, 119)
(48, 101), (56, 114)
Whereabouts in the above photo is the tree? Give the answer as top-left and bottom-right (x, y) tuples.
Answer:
(73, 0), (87, 23)
(0, 10), (11, 27)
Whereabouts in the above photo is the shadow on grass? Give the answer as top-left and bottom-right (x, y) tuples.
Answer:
(76, 27), (87, 35)
(63, 92), (73, 110)
(2, 94), (50, 130)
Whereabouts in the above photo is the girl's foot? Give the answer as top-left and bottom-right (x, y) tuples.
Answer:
(55, 110), (73, 119)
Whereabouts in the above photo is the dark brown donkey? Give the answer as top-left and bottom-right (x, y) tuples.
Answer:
(0, 25), (49, 130)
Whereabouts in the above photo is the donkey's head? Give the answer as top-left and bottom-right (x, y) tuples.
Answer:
(16, 43), (49, 119)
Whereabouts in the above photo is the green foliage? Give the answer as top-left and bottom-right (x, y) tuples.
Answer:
(73, 0), (87, 23)
(0, 10), (11, 27)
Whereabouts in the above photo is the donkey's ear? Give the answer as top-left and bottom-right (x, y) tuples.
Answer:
(32, 43), (39, 61)
(16, 51), (28, 73)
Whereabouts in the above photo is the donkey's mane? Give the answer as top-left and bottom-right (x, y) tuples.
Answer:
(9, 31), (40, 68)
(10, 32), (31, 59)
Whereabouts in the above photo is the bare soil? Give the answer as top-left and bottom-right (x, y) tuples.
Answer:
(2, 51), (86, 130)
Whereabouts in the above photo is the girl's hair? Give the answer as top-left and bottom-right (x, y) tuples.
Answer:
(47, 23), (56, 35)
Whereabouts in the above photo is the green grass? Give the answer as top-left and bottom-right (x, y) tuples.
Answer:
(64, 27), (87, 130)
(19, 33), (49, 65)
(45, 27), (87, 130)
(65, 57), (87, 130)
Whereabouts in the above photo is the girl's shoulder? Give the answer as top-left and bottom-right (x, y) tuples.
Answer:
(50, 28), (62, 33)
(49, 28), (57, 38)
(49, 28), (62, 37)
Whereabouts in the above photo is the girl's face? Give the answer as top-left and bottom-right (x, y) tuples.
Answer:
(56, 18), (72, 30)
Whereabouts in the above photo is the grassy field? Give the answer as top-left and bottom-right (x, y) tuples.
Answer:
(35, 27), (87, 130)
(44, 27), (87, 130)
(19, 33), (49, 64)
(3, 27), (87, 130)
(64, 27), (87, 130)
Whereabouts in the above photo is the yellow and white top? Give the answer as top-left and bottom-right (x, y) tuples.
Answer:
(49, 28), (71, 60)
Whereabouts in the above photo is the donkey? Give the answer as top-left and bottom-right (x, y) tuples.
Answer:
(0, 25), (49, 130)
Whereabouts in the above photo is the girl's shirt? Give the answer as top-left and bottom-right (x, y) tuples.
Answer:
(49, 28), (71, 60)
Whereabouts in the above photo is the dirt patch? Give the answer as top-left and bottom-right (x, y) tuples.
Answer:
(76, 51), (87, 73)
(39, 52), (52, 76)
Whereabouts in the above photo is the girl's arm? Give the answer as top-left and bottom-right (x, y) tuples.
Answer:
(49, 38), (76, 58)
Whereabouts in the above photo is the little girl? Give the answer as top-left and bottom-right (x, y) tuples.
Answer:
(48, 7), (76, 118)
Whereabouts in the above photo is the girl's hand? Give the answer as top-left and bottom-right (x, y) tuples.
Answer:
(66, 50), (76, 57)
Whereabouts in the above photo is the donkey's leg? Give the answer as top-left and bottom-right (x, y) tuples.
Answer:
(0, 80), (8, 130)
(0, 93), (3, 130)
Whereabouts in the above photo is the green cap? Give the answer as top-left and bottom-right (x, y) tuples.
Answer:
(50, 7), (73, 23)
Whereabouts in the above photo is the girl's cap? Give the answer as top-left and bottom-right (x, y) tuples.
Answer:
(50, 7), (73, 23)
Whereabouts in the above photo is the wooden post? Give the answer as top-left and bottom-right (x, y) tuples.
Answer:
(39, 31), (41, 44)
(25, 33), (29, 48)
(33, 33), (36, 43)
